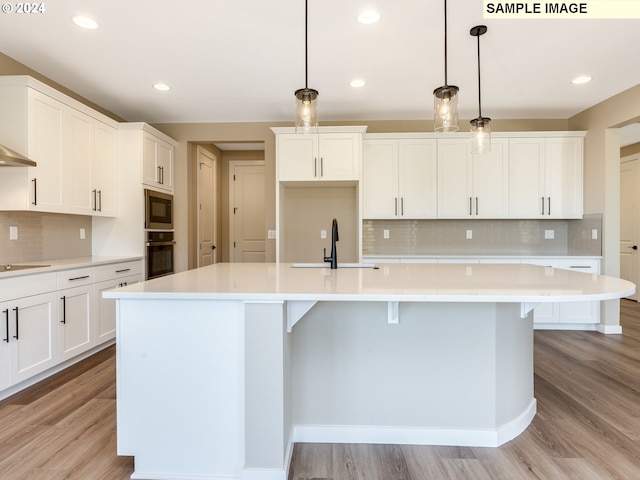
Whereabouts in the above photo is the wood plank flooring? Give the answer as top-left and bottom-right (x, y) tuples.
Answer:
(1, 302), (640, 480)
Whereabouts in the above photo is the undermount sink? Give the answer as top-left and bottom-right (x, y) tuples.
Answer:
(1, 264), (50, 272)
(291, 263), (378, 269)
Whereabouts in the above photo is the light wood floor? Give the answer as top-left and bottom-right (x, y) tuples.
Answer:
(1, 302), (640, 480)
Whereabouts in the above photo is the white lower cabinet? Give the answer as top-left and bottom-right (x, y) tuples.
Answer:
(58, 284), (95, 362)
(0, 258), (143, 398)
(8, 292), (58, 384)
(95, 263), (143, 344)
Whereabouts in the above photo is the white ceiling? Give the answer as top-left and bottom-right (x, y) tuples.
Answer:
(1, 1), (639, 126)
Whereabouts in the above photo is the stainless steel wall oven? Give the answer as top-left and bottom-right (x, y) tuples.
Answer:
(146, 231), (175, 279)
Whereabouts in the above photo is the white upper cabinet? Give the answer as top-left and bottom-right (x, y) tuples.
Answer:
(437, 137), (508, 218)
(274, 127), (366, 182)
(509, 136), (583, 218)
(0, 76), (119, 216)
(363, 138), (437, 219)
(142, 131), (174, 192)
(67, 110), (118, 216)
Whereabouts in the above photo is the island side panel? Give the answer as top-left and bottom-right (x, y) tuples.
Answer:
(495, 304), (535, 431)
(116, 298), (245, 479)
(244, 301), (293, 473)
(291, 301), (534, 446)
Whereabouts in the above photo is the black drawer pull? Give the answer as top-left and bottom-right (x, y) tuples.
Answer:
(115, 268), (131, 273)
(68, 275), (90, 281)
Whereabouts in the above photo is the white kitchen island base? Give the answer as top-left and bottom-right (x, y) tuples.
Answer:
(117, 299), (535, 480)
(108, 263), (634, 480)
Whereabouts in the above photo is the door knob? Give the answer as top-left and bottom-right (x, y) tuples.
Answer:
(630, 245), (638, 250)
(212, 245), (216, 250)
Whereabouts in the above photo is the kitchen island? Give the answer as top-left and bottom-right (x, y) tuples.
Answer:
(105, 262), (634, 480)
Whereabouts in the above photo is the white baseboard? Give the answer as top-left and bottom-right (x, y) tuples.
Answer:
(596, 324), (623, 334)
(291, 399), (537, 448)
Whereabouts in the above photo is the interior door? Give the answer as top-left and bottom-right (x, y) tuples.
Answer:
(197, 147), (216, 267)
(230, 162), (265, 262)
(620, 158), (639, 300)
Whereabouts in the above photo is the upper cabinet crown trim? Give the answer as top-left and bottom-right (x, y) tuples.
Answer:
(364, 131), (586, 140)
(271, 126), (368, 135)
(0, 75), (118, 128)
(118, 122), (178, 146)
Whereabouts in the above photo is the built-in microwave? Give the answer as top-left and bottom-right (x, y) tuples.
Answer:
(145, 189), (173, 230)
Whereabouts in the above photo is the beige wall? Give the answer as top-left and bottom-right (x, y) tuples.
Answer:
(569, 83), (640, 326)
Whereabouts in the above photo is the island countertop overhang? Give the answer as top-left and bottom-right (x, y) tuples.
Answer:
(103, 262), (635, 304)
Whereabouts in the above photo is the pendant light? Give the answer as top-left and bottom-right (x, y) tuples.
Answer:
(294, 0), (319, 133)
(470, 25), (491, 154)
(433, 0), (459, 132)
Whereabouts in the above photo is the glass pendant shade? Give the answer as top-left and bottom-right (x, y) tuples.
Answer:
(295, 88), (319, 133)
(470, 117), (491, 154)
(434, 85), (459, 132)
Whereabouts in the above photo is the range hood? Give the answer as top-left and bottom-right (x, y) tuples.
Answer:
(0, 144), (36, 167)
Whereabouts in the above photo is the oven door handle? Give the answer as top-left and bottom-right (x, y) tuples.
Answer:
(146, 241), (176, 247)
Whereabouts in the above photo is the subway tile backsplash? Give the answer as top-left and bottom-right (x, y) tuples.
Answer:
(362, 214), (602, 257)
(0, 212), (92, 264)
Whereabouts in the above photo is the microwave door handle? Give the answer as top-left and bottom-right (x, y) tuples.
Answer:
(146, 241), (176, 247)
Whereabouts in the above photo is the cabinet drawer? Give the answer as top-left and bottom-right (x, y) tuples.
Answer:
(57, 267), (95, 289)
(0, 272), (57, 301)
(95, 260), (144, 282)
(557, 259), (600, 274)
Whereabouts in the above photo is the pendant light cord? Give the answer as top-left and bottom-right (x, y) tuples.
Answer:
(304, 0), (309, 89)
(476, 32), (482, 117)
(443, 0), (448, 86)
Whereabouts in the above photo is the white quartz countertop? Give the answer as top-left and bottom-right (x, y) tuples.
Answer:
(0, 256), (143, 279)
(104, 262), (635, 303)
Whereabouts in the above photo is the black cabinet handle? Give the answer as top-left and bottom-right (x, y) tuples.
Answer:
(547, 197), (551, 215)
(13, 307), (18, 340)
(32, 178), (37, 205)
(475, 197), (479, 216)
(3, 309), (8, 343)
(68, 275), (90, 281)
(115, 268), (131, 273)
(60, 296), (66, 324)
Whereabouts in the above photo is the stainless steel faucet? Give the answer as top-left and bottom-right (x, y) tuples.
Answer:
(323, 218), (339, 269)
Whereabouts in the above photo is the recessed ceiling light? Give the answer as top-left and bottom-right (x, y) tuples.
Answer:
(350, 79), (366, 88)
(72, 16), (99, 29)
(572, 75), (592, 85)
(358, 10), (381, 24)
(153, 83), (171, 91)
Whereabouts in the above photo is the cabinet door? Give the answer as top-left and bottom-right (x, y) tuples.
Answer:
(156, 140), (174, 190)
(277, 134), (317, 181)
(142, 133), (159, 186)
(93, 121), (118, 216)
(27, 90), (66, 213)
(58, 286), (94, 362)
(9, 292), (58, 384)
(399, 139), (437, 218)
(0, 304), (11, 390)
(437, 138), (472, 218)
(472, 138), (508, 218)
(318, 134), (360, 180)
(67, 109), (93, 215)
(362, 140), (399, 219)
(508, 138), (545, 218)
(95, 274), (142, 344)
(545, 137), (583, 218)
